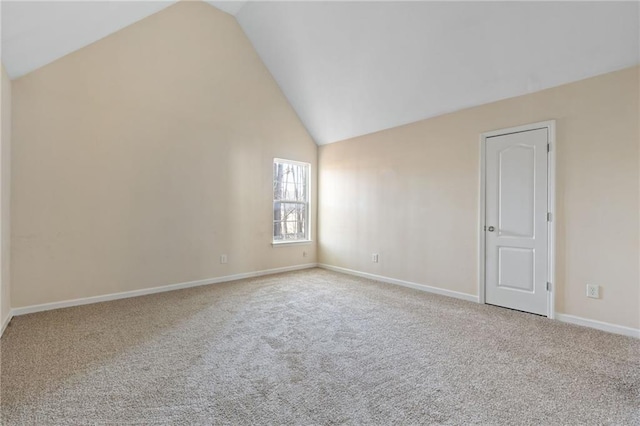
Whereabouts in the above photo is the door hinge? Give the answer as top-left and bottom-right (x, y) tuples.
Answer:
(547, 143), (550, 153)
(546, 282), (552, 292)
(547, 212), (552, 222)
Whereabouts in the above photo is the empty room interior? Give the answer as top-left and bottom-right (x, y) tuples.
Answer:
(0, 0), (639, 423)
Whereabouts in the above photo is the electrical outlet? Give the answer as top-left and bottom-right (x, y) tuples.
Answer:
(303, 251), (307, 258)
(372, 253), (379, 263)
(586, 284), (600, 299)
(220, 254), (228, 264)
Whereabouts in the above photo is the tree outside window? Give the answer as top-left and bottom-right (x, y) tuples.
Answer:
(273, 159), (310, 242)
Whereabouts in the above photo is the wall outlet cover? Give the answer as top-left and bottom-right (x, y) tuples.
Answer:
(586, 284), (600, 299)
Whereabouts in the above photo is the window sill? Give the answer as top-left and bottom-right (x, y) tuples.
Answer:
(272, 240), (313, 247)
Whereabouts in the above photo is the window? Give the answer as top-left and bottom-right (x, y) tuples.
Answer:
(273, 159), (310, 243)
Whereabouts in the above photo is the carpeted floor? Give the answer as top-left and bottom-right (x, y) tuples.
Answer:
(1, 268), (638, 425)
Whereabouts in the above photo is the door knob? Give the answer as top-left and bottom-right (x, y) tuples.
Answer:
(487, 226), (495, 232)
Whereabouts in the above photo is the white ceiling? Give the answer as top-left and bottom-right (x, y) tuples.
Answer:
(237, 1), (640, 144)
(206, 0), (246, 16)
(2, 1), (639, 145)
(0, 0), (246, 79)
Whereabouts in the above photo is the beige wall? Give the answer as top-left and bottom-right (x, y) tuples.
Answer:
(1, 64), (11, 328)
(319, 66), (640, 330)
(11, 1), (317, 308)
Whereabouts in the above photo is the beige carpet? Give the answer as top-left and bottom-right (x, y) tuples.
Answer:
(1, 268), (638, 425)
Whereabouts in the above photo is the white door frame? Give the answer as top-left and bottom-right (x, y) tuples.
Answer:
(478, 120), (556, 318)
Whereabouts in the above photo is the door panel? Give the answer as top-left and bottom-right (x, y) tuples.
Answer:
(485, 128), (548, 315)
(498, 247), (534, 292)
(498, 145), (535, 238)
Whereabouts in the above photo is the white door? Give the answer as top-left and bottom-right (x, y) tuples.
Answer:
(485, 127), (548, 315)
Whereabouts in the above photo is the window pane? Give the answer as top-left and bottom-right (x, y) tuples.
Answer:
(274, 161), (307, 201)
(273, 203), (307, 240)
(273, 221), (306, 241)
(274, 202), (306, 223)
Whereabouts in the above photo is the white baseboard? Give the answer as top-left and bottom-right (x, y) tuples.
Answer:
(11, 263), (318, 317)
(8, 263), (638, 340)
(319, 264), (639, 339)
(1, 312), (12, 338)
(319, 263), (479, 303)
(556, 313), (640, 339)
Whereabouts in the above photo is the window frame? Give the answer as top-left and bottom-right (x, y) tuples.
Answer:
(272, 158), (312, 245)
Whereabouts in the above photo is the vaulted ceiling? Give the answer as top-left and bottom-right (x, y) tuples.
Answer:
(238, 1), (639, 144)
(2, 1), (639, 145)
(1, 1), (247, 78)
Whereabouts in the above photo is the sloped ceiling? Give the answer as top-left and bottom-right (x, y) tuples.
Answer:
(237, 1), (640, 144)
(205, 0), (246, 16)
(2, 1), (639, 145)
(1, 0), (246, 79)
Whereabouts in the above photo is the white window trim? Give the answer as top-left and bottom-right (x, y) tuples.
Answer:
(272, 158), (311, 245)
(272, 240), (313, 247)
